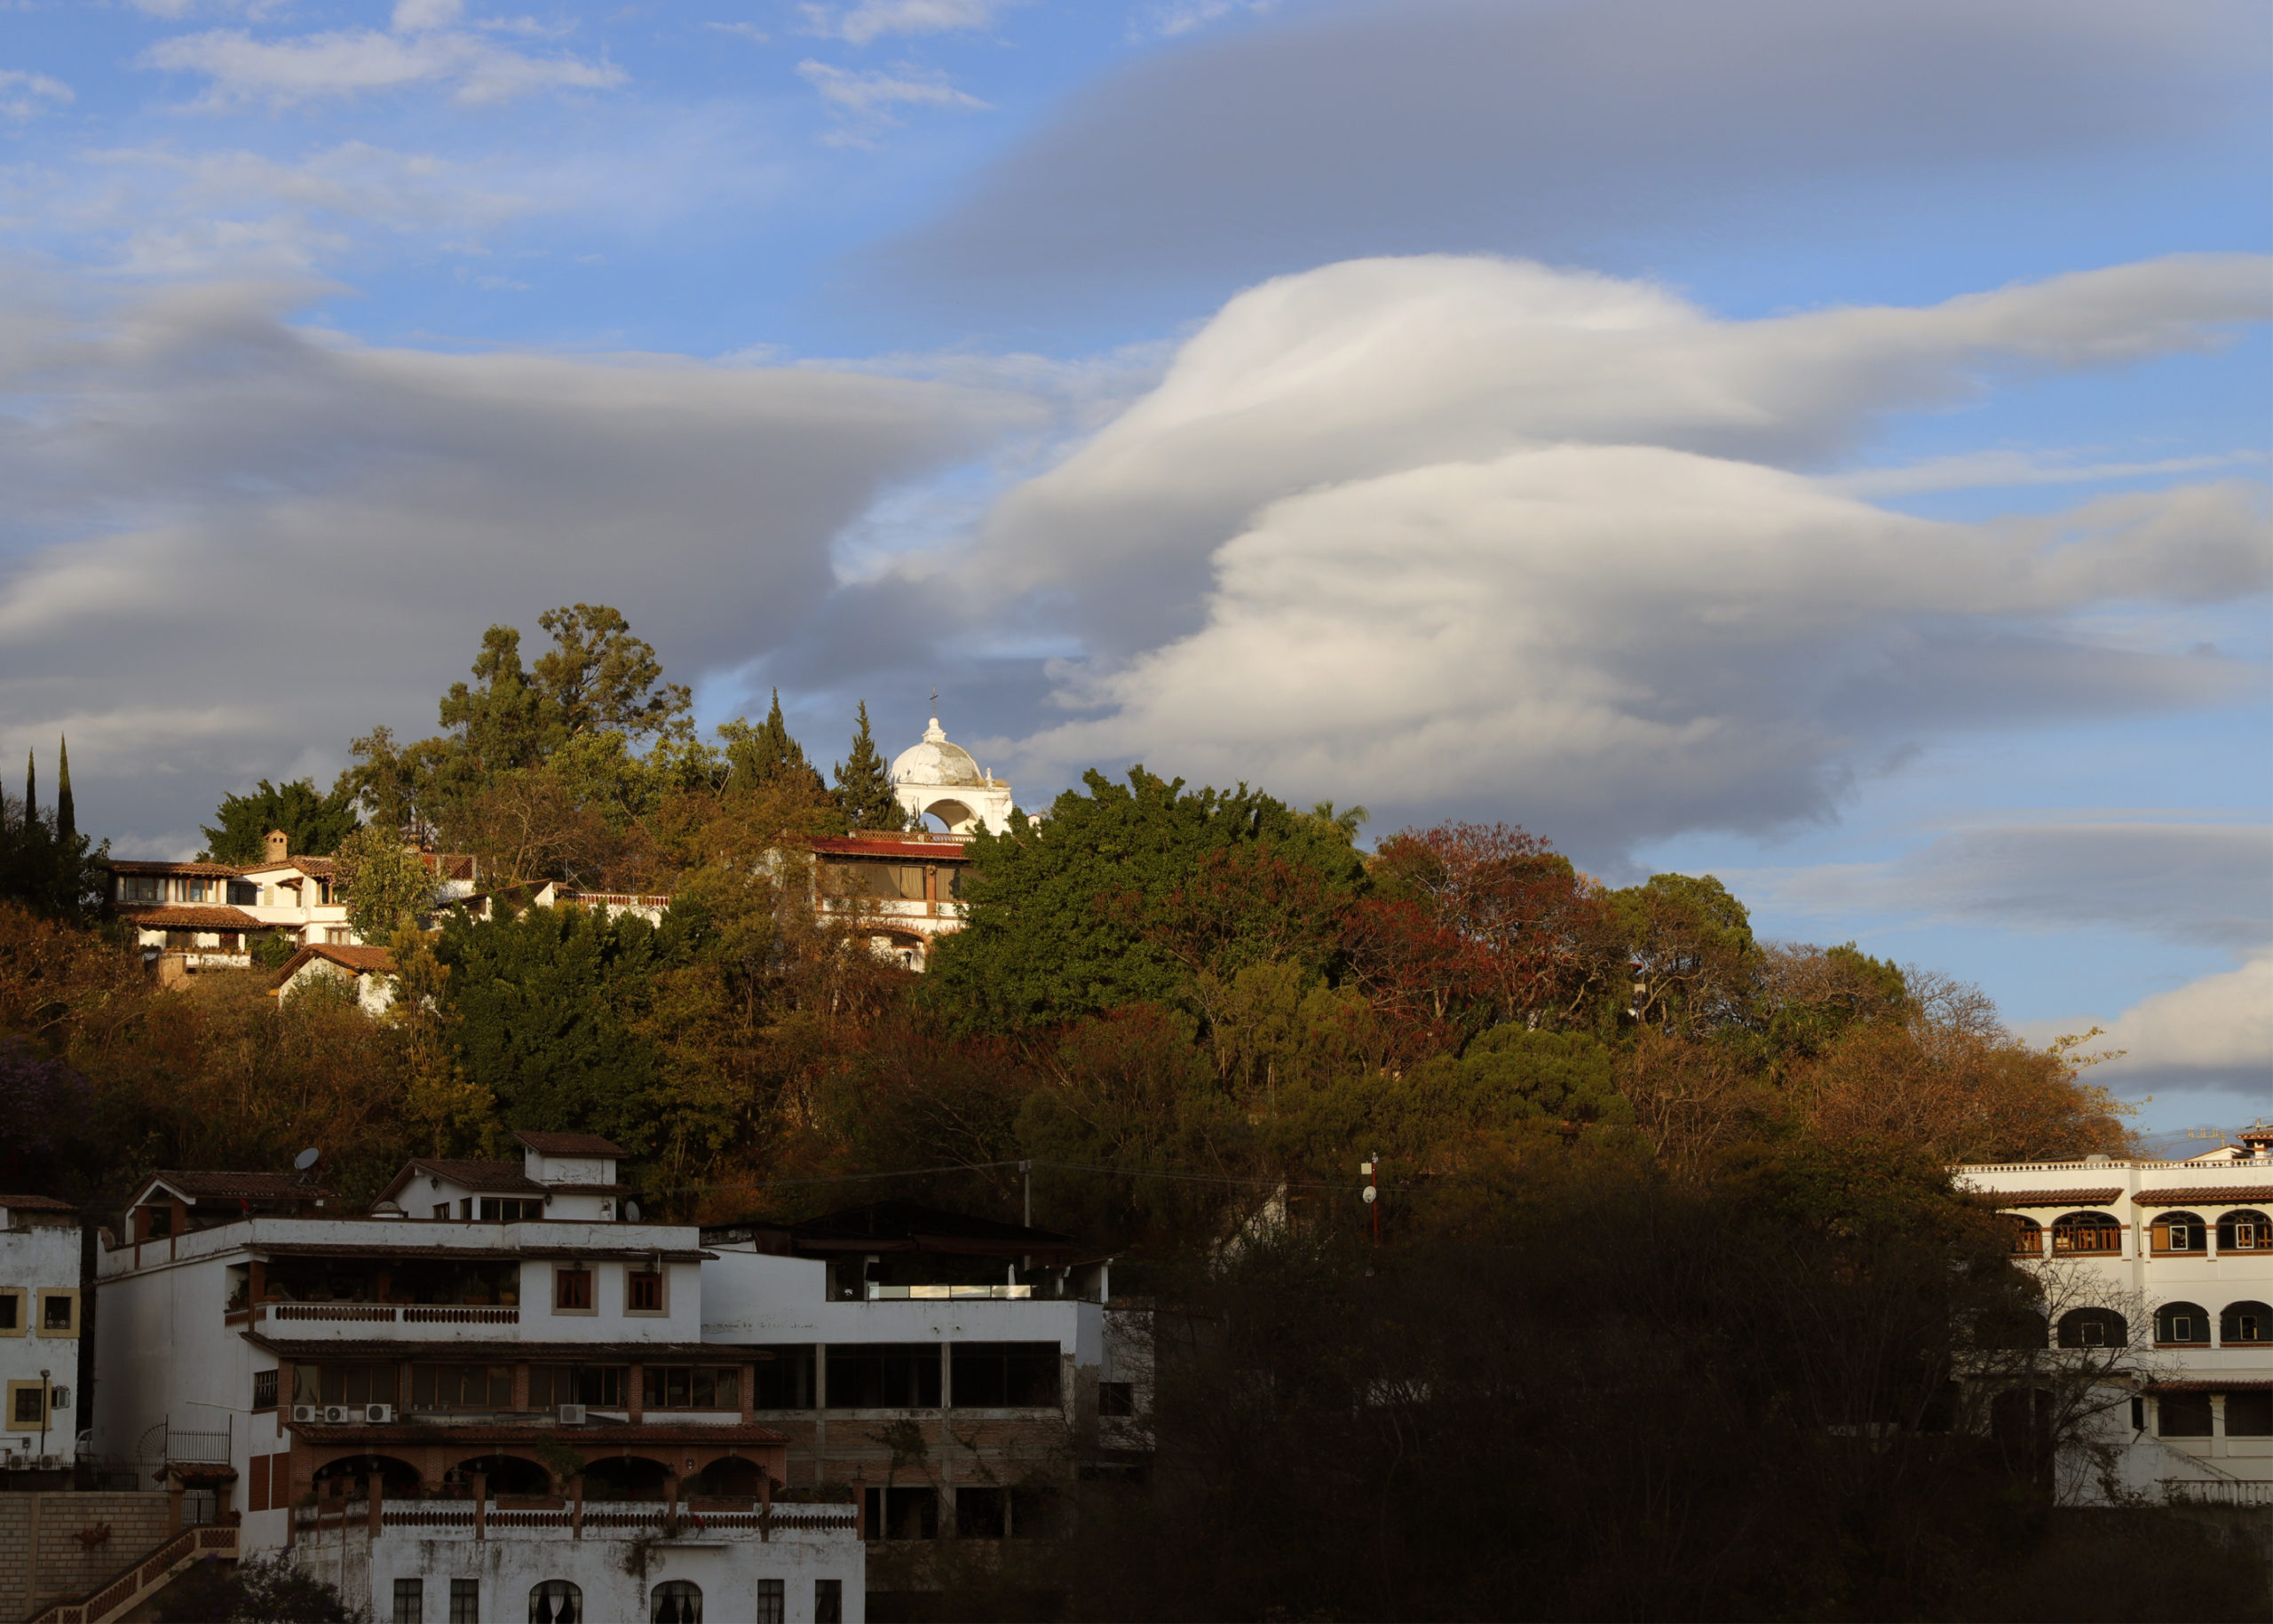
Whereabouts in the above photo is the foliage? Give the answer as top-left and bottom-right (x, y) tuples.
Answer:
(832, 701), (908, 832)
(330, 827), (438, 943)
(199, 777), (360, 863)
(0, 1039), (91, 1195)
(157, 1553), (359, 1623)
(1, 767), (109, 922)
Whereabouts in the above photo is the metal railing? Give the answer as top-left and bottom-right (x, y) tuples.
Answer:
(259, 1303), (519, 1326)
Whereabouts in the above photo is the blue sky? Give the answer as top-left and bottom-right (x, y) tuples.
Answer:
(2, 0), (2268, 1143)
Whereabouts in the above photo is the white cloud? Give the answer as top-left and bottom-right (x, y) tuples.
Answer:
(800, 0), (1008, 46)
(703, 21), (772, 44)
(140, 21), (623, 108)
(2014, 958), (2273, 1092)
(0, 68), (73, 120)
(1133, 0), (1271, 39)
(797, 60), (988, 145)
(1829, 449), (2263, 499)
(0, 281), (1044, 849)
(943, 254), (2270, 847)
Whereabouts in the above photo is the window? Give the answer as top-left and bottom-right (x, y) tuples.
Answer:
(2220, 1211), (2271, 1252)
(2229, 1392), (2273, 1438)
(2050, 1211), (2122, 1255)
(753, 1580), (782, 1624)
(393, 1579), (424, 1624)
(957, 1485), (1006, 1538)
(864, 1485), (939, 1540)
(478, 1198), (543, 1222)
(528, 1580), (582, 1623)
(217, 932), (241, 952)
(294, 1365), (397, 1407)
(142, 1204), (173, 1239)
(1098, 1382), (1136, 1418)
(1009, 1486), (1061, 1539)
(2156, 1303), (2212, 1346)
(828, 1343), (941, 1409)
(450, 1580), (478, 1624)
(527, 1367), (627, 1409)
(641, 1367), (741, 1410)
(2151, 1212), (2206, 1253)
(182, 877), (214, 902)
(410, 1366), (512, 1410)
(2056, 1308), (2128, 1350)
(2158, 1391), (2214, 1438)
(0, 1290), (20, 1335)
(626, 1269), (665, 1313)
(38, 1292), (73, 1335)
(751, 1345), (817, 1409)
(2223, 1302), (2272, 1344)
(432, 1205), (450, 1221)
(951, 1343), (1061, 1409)
(652, 1580), (703, 1623)
(327, 928), (352, 945)
(121, 875), (161, 904)
(252, 1371), (278, 1411)
(227, 880), (259, 906)
(554, 1269), (593, 1312)
(2007, 1217), (2043, 1256)
(815, 1580), (843, 1624)
(11, 1385), (44, 1427)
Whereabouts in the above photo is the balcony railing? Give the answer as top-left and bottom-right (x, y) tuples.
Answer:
(865, 1283), (1034, 1301)
(293, 1499), (859, 1541)
(257, 1303), (519, 1326)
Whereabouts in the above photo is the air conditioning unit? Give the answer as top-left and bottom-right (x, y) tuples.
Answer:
(290, 1405), (320, 1423)
(36, 1455), (57, 1470)
(362, 1404), (394, 1424)
(322, 1405), (352, 1424)
(557, 1404), (587, 1425)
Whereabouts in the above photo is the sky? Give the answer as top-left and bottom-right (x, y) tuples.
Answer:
(1, 0), (2267, 1144)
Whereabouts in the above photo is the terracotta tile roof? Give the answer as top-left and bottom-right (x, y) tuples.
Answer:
(807, 836), (973, 861)
(273, 945), (395, 986)
(253, 1336), (749, 1363)
(395, 1160), (547, 1196)
(108, 859), (244, 876)
(146, 1170), (332, 1202)
(1985, 1188), (2124, 1208)
(514, 1131), (627, 1157)
(249, 1243), (708, 1264)
(121, 904), (265, 930)
(0, 1194), (75, 1212)
(287, 857), (337, 877)
(287, 1418), (788, 1444)
(2134, 1187), (2273, 1207)
(2148, 1380), (2273, 1392)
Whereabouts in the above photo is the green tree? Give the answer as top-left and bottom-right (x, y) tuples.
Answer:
(331, 826), (437, 942)
(924, 767), (1366, 1034)
(720, 691), (829, 802)
(832, 701), (908, 832)
(199, 777), (360, 863)
(532, 603), (693, 746)
(1605, 871), (1758, 1034)
(0, 746), (107, 920)
(1446, 1025), (1634, 1127)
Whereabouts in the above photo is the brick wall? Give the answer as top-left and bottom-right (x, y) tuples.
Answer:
(0, 1492), (175, 1624)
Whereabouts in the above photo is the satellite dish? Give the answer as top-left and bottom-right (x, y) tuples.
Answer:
(293, 1147), (321, 1172)
(624, 1200), (641, 1223)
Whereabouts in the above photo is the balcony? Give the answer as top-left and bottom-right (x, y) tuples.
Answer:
(866, 1284), (1034, 1301)
(260, 1303), (520, 1326)
(294, 1497), (859, 1541)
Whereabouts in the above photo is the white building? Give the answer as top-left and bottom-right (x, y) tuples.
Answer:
(1956, 1128), (2273, 1506)
(805, 836), (977, 972)
(93, 1138), (863, 1624)
(0, 1194), (83, 1472)
(890, 717), (1014, 838)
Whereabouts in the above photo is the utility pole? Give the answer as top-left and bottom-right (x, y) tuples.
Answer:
(1361, 1155), (1380, 1246)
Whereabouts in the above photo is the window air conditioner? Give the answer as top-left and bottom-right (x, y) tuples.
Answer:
(322, 1405), (352, 1424)
(557, 1403), (587, 1425)
(362, 1404), (394, 1423)
(291, 1405), (320, 1423)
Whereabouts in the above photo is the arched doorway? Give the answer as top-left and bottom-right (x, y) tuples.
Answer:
(450, 1454), (550, 1496)
(688, 1456), (765, 1499)
(583, 1454), (671, 1501)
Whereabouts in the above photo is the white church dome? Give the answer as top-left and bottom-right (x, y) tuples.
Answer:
(891, 717), (986, 788)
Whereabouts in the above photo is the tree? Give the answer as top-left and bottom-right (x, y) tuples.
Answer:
(54, 738), (73, 847)
(923, 767), (1367, 1034)
(199, 777), (360, 863)
(157, 1551), (357, 1622)
(721, 691), (829, 803)
(331, 826), (437, 942)
(0, 747), (107, 921)
(532, 603), (693, 747)
(832, 701), (907, 832)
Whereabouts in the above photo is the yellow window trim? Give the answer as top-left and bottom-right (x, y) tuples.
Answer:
(36, 1288), (79, 1339)
(0, 1288), (25, 1338)
(4, 1380), (48, 1431)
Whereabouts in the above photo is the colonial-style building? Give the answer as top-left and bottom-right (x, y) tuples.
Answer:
(889, 717), (1014, 838)
(0, 1195), (86, 1476)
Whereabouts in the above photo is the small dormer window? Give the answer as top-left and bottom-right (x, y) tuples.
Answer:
(143, 1203), (173, 1239)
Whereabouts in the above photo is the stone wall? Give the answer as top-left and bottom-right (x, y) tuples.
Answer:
(0, 1492), (176, 1623)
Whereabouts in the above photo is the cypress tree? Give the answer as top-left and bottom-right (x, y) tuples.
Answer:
(23, 749), (33, 820)
(832, 701), (907, 832)
(55, 737), (73, 846)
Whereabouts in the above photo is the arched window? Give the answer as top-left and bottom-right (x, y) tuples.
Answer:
(652, 1580), (703, 1624)
(2050, 1212), (2123, 1256)
(529, 1581), (582, 1624)
(2155, 1302), (2211, 1346)
(2218, 1210), (2272, 1252)
(2222, 1301), (2272, 1344)
(2007, 1216), (2045, 1257)
(2056, 1308), (2127, 1349)
(2150, 1211), (2206, 1254)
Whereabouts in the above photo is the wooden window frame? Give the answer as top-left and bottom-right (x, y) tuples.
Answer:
(552, 1267), (595, 1316)
(624, 1267), (668, 1316)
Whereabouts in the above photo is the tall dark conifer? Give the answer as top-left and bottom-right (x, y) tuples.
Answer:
(832, 702), (907, 832)
(55, 737), (73, 845)
(23, 749), (34, 820)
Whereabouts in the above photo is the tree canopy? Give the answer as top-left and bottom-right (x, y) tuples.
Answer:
(201, 776), (360, 863)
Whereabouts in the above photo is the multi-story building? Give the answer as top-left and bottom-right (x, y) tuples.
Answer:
(0, 1196), (86, 1475)
(1956, 1128), (2273, 1506)
(107, 829), (479, 970)
(701, 1201), (1148, 1542)
(93, 1136), (863, 1623)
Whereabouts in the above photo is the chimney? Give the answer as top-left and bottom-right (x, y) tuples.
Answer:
(265, 828), (289, 863)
